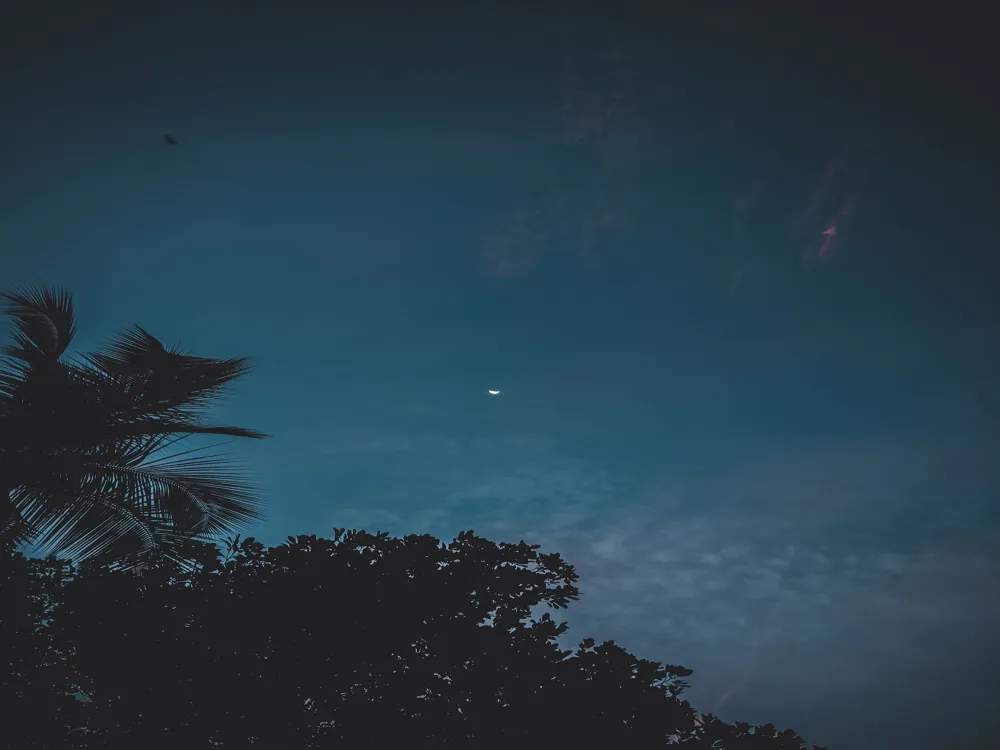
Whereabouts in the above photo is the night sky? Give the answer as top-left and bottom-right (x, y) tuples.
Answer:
(2, 2), (999, 748)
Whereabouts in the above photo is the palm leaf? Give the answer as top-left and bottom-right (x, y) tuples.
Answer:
(81, 325), (254, 409)
(14, 448), (262, 561)
(0, 500), (38, 549)
(115, 421), (269, 440)
(3, 358), (267, 449)
(1, 285), (77, 363)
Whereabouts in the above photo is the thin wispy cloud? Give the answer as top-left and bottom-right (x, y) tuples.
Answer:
(479, 186), (634, 279)
(323, 431), (999, 748)
(725, 137), (874, 291)
(478, 21), (648, 280)
(795, 139), (873, 265)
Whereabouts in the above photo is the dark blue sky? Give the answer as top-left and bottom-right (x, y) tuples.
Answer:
(2, 3), (998, 748)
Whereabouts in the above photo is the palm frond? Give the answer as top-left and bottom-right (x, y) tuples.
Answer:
(11, 448), (263, 561)
(143, 454), (264, 534)
(17, 485), (157, 561)
(62, 323), (246, 379)
(0, 352), (266, 453)
(2, 286), (267, 567)
(0, 500), (39, 549)
(0, 354), (32, 400)
(114, 420), (269, 440)
(1, 285), (77, 363)
(21, 484), (220, 568)
(81, 325), (254, 402)
(169, 424), (269, 439)
(77, 524), (217, 573)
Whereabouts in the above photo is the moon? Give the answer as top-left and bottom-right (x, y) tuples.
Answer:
(487, 390), (501, 395)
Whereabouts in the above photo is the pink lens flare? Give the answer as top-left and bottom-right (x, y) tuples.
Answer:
(818, 225), (838, 260)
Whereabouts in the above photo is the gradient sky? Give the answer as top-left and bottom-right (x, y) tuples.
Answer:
(2, 3), (999, 748)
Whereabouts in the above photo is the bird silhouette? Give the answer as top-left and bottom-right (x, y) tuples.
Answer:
(164, 134), (179, 145)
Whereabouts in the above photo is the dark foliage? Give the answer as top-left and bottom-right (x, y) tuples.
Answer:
(0, 551), (86, 748)
(3, 528), (822, 749)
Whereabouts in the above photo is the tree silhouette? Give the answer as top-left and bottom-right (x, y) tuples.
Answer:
(0, 285), (266, 567)
(0, 551), (86, 749)
(8, 528), (823, 748)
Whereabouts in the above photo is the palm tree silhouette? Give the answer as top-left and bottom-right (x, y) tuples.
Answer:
(0, 285), (267, 567)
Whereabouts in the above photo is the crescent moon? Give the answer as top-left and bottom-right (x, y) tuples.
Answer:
(488, 390), (500, 395)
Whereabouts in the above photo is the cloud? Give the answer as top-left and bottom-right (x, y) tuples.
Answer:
(727, 136), (876, 290)
(326, 432), (1000, 748)
(479, 185), (635, 280)
(320, 431), (460, 458)
(479, 207), (553, 280)
(794, 138), (874, 265)
(478, 22), (648, 281)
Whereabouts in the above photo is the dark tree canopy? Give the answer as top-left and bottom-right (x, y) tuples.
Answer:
(3, 528), (822, 749)
(1, 552), (87, 749)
